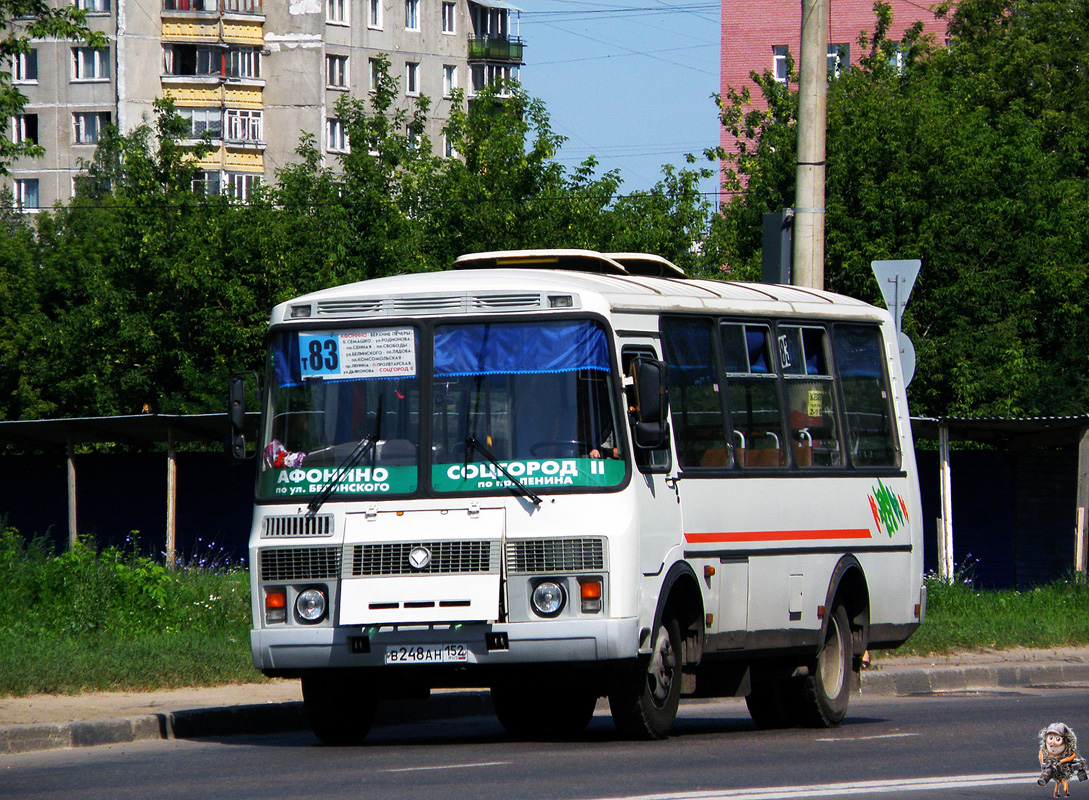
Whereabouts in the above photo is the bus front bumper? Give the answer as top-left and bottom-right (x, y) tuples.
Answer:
(251, 616), (641, 672)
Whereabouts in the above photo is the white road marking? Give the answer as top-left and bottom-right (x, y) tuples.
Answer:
(380, 761), (512, 773)
(586, 773), (1036, 800)
(814, 732), (921, 742)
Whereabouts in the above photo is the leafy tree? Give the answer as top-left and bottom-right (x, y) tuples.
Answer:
(1, 0), (106, 174)
(715, 0), (1089, 417)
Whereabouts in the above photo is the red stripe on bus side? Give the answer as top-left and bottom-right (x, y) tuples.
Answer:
(684, 529), (873, 543)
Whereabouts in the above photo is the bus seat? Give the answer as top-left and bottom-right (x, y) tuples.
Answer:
(700, 448), (730, 467)
(742, 448), (782, 468)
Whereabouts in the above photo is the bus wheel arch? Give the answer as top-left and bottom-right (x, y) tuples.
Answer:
(609, 561), (704, 740)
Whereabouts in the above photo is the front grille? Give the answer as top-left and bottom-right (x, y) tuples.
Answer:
(260, 547), (341, 582)
(392, 295), (463, 312)
(262, 514), (333, 538)
(349, 540), (499, 576)
(506, 538), (607, 574)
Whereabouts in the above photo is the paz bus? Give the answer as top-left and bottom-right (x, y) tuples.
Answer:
(229, 249), (924, 743)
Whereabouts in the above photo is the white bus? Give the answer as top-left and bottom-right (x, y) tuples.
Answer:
(230, 249), (924, 743)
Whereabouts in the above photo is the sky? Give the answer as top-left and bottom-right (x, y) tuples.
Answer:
(514, 0), (722, 203)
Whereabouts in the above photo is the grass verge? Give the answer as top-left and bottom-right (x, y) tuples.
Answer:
(887, 573), (1089, 656)
(0, 524), (258, 696)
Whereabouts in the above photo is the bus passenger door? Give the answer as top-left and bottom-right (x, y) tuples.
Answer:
(623, 344), (684, 575)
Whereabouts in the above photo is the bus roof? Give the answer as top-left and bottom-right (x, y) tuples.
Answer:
(274, 251), (887, 325)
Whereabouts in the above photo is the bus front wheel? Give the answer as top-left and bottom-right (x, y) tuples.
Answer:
(798, 603), (853, 727)
(302, 673), (378, 745)
(609, 616), (682, 740)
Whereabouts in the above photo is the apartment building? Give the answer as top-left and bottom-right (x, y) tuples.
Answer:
(4, 0), (524, 208)
(719, 0), (948, 196)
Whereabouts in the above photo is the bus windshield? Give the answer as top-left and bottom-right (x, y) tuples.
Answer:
(258, 319), (625, 501)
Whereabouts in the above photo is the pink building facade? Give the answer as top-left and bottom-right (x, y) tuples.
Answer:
(719, 0), (950, 197)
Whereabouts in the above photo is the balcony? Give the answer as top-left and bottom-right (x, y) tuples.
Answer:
(162, 0), (262, 15)
(467, 36), (523, 63)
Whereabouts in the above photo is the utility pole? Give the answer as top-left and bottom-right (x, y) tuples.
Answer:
(793, 0), (827, 290)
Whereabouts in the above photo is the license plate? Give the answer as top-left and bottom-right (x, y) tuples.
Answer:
(384, 644), (468, 665)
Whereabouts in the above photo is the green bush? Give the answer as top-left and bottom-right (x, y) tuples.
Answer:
(0, 522), (256, 695)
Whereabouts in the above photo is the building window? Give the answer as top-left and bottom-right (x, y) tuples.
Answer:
(227, 47), (260, 79)
(827, 43), (849, 78)
(14, 178), (39, 210)
(11, 114), (38, 145)
(442, 132), (456, 158)
(327, 54), (348, 89)
(227, 172), (260, 201)
(13, 50), (38, 84)
(889, 48), (907, 73)
(73, 111), (111, 144)
(179, 107), (223, 138)
(226, 108), (262, 142)
(163, 44), (220, 77)
(405, 61), (419, 95)
(471, 4), (506, 37)
(163, 0), (218, 9)
(76, 0), (110, 12)
(441, 1), (455, 33)
(368, 0), (381, 28)
(470, 63), (515, 96)
(369, 58), (380, 92)
(442, 64), (456, 98)
(327, 0), (347, 24)
(192, 171), (221, 196)
(404, 0), (418, 30)
(73, 46), (110, 81)
(327, 118), (349, 152)
(773, 45), (789, 84)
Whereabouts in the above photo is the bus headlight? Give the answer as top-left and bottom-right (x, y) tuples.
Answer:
(295, 587), (327, 623)
(531, 580), (565, 618)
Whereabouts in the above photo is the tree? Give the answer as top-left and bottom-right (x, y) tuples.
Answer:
(1, 0), (106, 174)
(715, 0), (1089, 417)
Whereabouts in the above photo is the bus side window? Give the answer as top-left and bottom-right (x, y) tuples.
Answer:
(622, 346), (671, 473)
(832, 324), (901, 468)
(660, 318), (730, 471)
(779, 325), (843, 468)
(721, 323), (785, 468)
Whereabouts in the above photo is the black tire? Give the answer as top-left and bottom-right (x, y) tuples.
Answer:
(798, 603), (853, 727)
(301, 673), (379, 746)
(745, 678), (801, 729)
(608, 616), (682, 740)
(491, 682), (597, 739)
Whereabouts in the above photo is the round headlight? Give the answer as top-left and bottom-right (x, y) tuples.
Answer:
(531, 581), (565, 617)
(295, 588), (327, 622)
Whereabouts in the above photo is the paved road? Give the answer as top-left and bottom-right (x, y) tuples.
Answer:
(1, 686), (1081, 800)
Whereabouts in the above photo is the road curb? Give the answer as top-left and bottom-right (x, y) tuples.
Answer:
(4, 661), (1087, 755)
(860, 660), (1089, 697)
(0, 692), (495, 756)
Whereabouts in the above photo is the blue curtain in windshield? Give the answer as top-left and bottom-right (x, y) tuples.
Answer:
(271, 332), (302, 388)
(434, 321), (610, 376)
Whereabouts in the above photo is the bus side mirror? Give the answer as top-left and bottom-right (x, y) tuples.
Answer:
(631, 358), (669, 450)
(228, 372), (255, 460)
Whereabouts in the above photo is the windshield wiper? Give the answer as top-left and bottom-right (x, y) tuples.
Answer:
(465, 435), (542, 507)
(307, 393), (384, 517)
(306, 432), (379, 517)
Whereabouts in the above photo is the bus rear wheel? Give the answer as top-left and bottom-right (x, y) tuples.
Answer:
(491, 682), (597, 739)
(798, 603), (853, 727)
(302, 673), (378, 745)
(608, 616), (682, 740)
